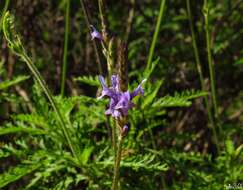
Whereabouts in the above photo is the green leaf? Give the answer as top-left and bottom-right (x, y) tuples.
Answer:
(225, 139), (235, 155)
(143, 57), (160, 80)
(74, 75), (100, 86)
(174, 90), (208, 100)
(0, 163), (41, 188)
(234, 144), (243, 158)
(0, 149), (11, 158)
(13, 114), (49, 129)
(234, 58), (243, 65)
(142, 79), (163, 109)
(0, 75), (29, 90)
(0, 126), (46, 136)
(152, 95), (191, 108)
(152, 90), (207, 108)
(97, 154), (168, 172)
(80, 146), (94, 165)
(137, 120), (165, 140)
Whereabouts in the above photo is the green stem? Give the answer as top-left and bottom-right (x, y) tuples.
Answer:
(204, 0), (222, 135)
(148, 119), (156, 149)
(21, 52), (79, 163)
(112, 120), (117, 152)
(2, 11), (81, 164)
(145, 0), (166, 151)
(98, 0), (108, 43)
(146, 0), (166, 70)
(61, 0), (70, 96)
(186, 0), (219, 152)
(112, 133), (122, 190)
(186, 0), (204, 91)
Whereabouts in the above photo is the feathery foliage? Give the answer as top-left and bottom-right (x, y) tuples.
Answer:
(0, 0), (242, 189)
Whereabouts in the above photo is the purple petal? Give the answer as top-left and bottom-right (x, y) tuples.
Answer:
(105, 107), (121, 118)
(106, 109), (121, 118)
(114, 91), (133, 116)
(111, 75), (120, 91)
(106, 110), (121, 118)
(105, 95), (121, 117)
(98, 75), (107, 88)
(113, 110), (121, 118)
(109, 97), (118, 110)
(130, 79), (147, 99)
(115, 91), (131, 109)
(90, 25), (103, 41)
(120, 101), (135, 116)
(98, 88), (111, 99)
(105, 109), (112, 115)
(98, 75), (114, 99)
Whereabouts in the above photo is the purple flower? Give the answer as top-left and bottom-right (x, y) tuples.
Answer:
(115, 91), (134, 116)
(90, 25), (103, 41)
(98, 75), (146, 119)
(130, 79), (146, 98)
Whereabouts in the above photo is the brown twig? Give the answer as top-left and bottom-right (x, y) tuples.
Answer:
(124, 0), (135, 42)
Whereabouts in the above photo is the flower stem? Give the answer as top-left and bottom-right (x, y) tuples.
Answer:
(112, 132), (122, 190)
(112, 120), (118, 152)
(203, 0), (222, 136)
(80, 0), (103, 74)
(2, 11), (82, 165)
(21, 53), (78, 159)
(61, 0), (70, 96)
(146, 0), (166, 70)
(186, 0), (219, 152)
(98, 0), (108, 43)
(144, 0), (166, 150)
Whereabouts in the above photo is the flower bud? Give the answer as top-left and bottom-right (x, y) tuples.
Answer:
(122, 125), (129, 137)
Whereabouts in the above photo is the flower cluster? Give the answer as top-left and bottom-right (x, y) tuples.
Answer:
(98, 75), (146, 118)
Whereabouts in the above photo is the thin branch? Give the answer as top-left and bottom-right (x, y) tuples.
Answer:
(80, 0), (103, 74)
(146, 0), (166, 70)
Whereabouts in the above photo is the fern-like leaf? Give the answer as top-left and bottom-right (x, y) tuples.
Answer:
(0, 163), (41, 188)
(74, 76), (100, 86)
(97, 154), (168, 172)
(0, 75), (29, 90)
(0, 125), (46, 136)
(152, 90), (207, 108)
